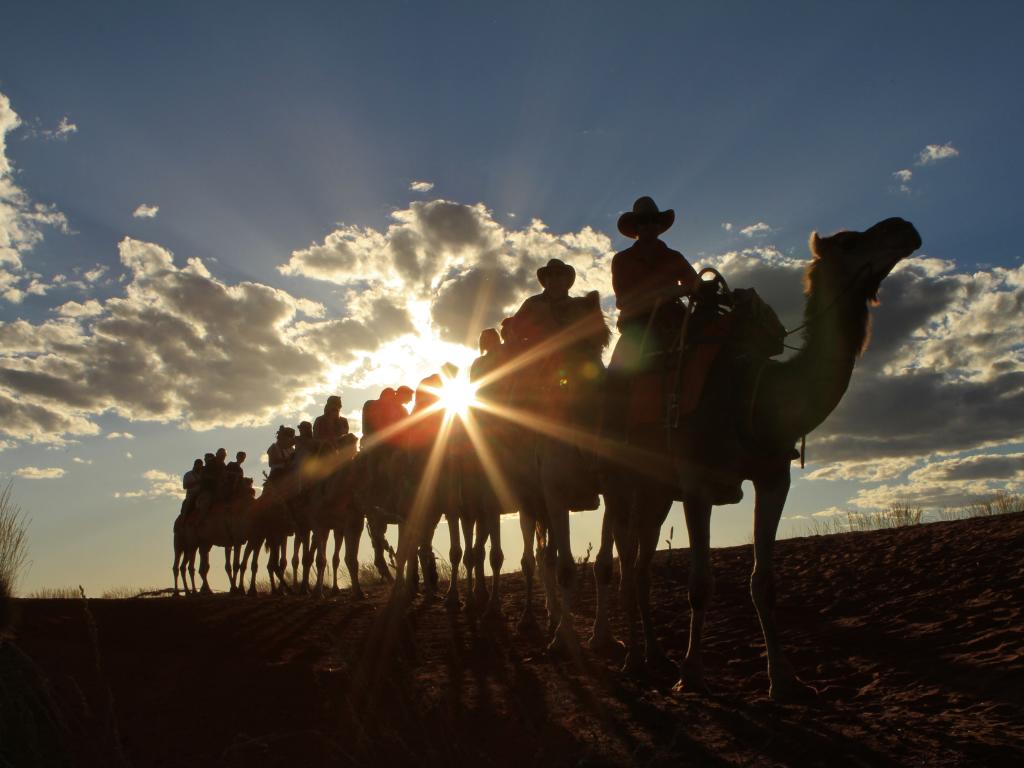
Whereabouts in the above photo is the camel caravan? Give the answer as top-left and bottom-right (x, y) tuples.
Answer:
(171, 197), (921, 698)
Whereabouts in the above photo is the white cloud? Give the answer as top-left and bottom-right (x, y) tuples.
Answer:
(0, 235), (346, 439)
(721, 222), (733, 232)
(811, 506), (846, 518)
(114, 469), (180, 500)
(132, 203), (159, 219)
(739, 221), (772, 238)
(42, 116), (77, 141)
(72, 457), (92, 465)
(409, 180), (434, 193)
(916, 142), (959, 165)
(280, 199), (615, 348)
(893, 168), (913, 193)
(106, 431), (134, 440)
(0, 90), (69, 269)
(14, 466), (65, 479)
(56, 299), (103, 318)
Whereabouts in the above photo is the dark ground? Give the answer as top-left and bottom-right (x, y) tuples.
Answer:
(4, 512), (1024, 767)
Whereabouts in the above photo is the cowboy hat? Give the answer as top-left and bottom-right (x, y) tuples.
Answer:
(617, 196), (675, 239)
(537, 258), (576, 288)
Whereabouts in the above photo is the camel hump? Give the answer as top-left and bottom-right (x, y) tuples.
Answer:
(729, 288), (786, 359)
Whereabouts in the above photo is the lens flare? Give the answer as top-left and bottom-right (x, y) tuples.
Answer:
(436, 371), (478, 417)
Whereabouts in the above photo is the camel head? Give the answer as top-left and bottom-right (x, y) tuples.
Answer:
(808, 217), (922, 303)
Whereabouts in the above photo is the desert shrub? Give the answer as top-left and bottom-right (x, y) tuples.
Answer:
(26, 587), (80, 599)
(0, 482), (30, 603)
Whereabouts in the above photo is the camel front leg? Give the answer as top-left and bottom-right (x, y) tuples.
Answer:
(172, 543), (183, 597)
(186, 545), (198, 593)
(230, 544), (242, 592)
(459, 514), (474, 601)
(223, 548), (233, 593)
(751, 469), (816, 701)
(517, 509), (538, 633)
(675, 497), (713, 691)
(635, 492), (675, 675)
(444, 513), (463, 610)
(484, 509), (503, 619)
(198, 546), (213, 594)
(546, 506), (577, 652)
(368, 515), (393, 583)
(240, 540), (260, 595)
(301, 530), (315, 594)
(312, 529), (327, 597)
(331, 528), (343, 593)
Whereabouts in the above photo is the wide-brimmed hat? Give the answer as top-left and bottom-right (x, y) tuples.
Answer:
(617, 196), (675, 239)
(537, 258), (576, 288)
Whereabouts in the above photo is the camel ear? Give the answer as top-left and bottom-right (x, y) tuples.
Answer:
(809, 232), (822, 259)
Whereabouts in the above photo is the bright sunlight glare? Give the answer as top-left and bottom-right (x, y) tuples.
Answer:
(437, 371), (479, 417)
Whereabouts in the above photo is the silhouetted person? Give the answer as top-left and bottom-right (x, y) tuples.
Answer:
(510, 258), (577, 348)
(267, 426), (296, 485)
(200, 452), (218, 497)
(607, 195), (740, 503)
(181, 459), (203, 518)
(471, 328), (504, 404)
(225, 451), (246, 497)
(314, 395), (349, 450)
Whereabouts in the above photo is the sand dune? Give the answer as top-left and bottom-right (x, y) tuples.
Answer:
(5, 512), (1023, 767)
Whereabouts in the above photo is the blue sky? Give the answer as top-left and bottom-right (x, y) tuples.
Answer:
(1, 2), (1022, 593)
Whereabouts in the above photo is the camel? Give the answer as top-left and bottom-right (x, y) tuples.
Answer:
(172, 511), (198, 595)
(192, 490), (253, 593)
(389, 378), (464, 604)
(391, 441), (462, 604)
(310, 445), (367, 598)
(457, 441), (506, 616)
(503, 292), (610, 645)
(238, 482), (295, 595)
(589, 217), (922, 700)
(172, 489), (252, 595)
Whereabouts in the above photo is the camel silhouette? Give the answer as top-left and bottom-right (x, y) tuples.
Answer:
(590, 217), (922, 700)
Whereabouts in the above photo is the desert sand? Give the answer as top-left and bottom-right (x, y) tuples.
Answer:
(5, 511), (1023, 767)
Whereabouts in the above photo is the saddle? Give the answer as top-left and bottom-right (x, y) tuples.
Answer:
(626, 284), (785, 432)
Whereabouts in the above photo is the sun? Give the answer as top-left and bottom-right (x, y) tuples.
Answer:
(436, 370), (479, 418)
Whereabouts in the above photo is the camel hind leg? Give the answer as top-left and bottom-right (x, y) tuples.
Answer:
(751, 467), (816, 701)
(517, 508), (539, 633)
(344, 516), (364, 599)
(544, 504), (578, 652)
(590, 490), (625, 650)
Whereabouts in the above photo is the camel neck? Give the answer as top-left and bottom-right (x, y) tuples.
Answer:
(760, 275), (869, 443)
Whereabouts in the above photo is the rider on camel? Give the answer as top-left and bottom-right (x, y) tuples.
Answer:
(267, 426), (296, 487)
(181, 458), (203, 518)
(225, 451), (246, 497)
(313, 395), (349, 451)
(608, 196), (742, 504)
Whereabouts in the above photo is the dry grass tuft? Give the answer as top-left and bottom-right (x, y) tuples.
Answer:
(0, 481), (30, 604)
(26, 587), (81, 599)
(803, 492), (1022, 537)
